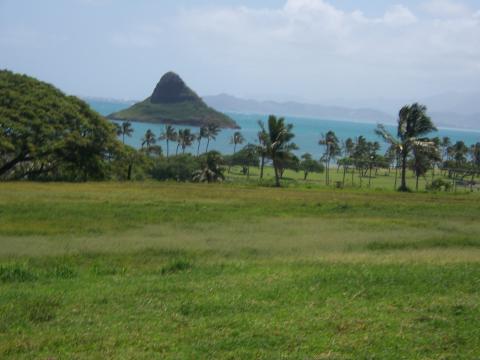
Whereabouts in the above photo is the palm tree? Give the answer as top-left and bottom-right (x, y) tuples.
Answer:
(319, 131), (341, 186)
(193, 151), (225, 183)
(376, 103), (437, 191)
(257, 123), (269, 179)
(205, 124), (220, 153)
(113, 123), (122, 138)
(141, 129), (156, 149)
(258, 115), (297, 187)
(159, 125), (177, 157)
(229, 131), (245, 172)
(178, 128), (194, 154)
(119, 121), (134, 144)
(196, 126), (208, 156)
(471, 143), (480, 169)
(230, 131), (245, 154)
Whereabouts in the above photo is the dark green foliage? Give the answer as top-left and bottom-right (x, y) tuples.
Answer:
(161, 258), (193, 275)
(300, 153), (324, 180)
(149, 154), (199, 181)
(376, 103), (437, 191)
(366, 236), (480, 251)
(0, 264), (37, 283)
(319, 130), (341, 185)
(228, 144), (259, 174)
(193, 151), (225, 183)
(258, 115), (297, 187)
(0, 70), (122, 181)
(427, 178), (452, 192)
(24, 297), (60, 323)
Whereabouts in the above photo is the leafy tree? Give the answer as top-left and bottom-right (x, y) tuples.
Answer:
(0, 70), (121, 181)
(159, 125), (177, 157)
(300, 153), (324, 180)
(258, 115), (297, 187)
(204, 123), (221, 153)
(409, 142), (441, 191)
(319, 131), (341, 185)
(193, 151), (225, 183)
(150, 154), (199, 182)
(451, 141), (469, 167)
(114, 145), (149, 181)
(277, 153), (300, 179)
(471, 143), (480, 168)
(229, 144), (259, 177)
(376, 103), (437, 191)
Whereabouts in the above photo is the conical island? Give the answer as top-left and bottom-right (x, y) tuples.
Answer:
(108, 72), (239, 129)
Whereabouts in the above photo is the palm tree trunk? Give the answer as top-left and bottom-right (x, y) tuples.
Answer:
(304, 172), (308, 181)
(122, 133), (125, 144)
(394, 164), (398, 190)
(400, 150), (408, 191)
(368, 165), (372, 188)
(343, 165), (347, 187)
(197, 140), (201, 156)
(273, 158), (280, 187)
(127, 164), (132, 181)
(166, 139), (169, 158)
(416, 174), (419, 191)
(228, 143), (237, 173)
(206, 138), (210, 153)
(260, 155), (265, 179)
(176, 143), (180, 156)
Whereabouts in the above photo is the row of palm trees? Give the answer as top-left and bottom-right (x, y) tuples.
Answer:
(116, 121), (249, 158)
(114, 105), (479, 190)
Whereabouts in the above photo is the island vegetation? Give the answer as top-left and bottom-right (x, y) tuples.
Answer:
(107, 72), (239, 129)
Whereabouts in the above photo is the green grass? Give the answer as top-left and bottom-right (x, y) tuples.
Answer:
(1, 181), (480, 358)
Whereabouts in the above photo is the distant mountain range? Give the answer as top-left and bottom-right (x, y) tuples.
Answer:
(83, 91), (479, 131)
(203, 93), (479, 130)
(203, 94), (395, 124)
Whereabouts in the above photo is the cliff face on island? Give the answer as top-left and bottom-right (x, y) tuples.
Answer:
(108, 72), (239, 129)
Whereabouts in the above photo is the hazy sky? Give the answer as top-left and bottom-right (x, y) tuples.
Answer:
(1, 0), (479, 102)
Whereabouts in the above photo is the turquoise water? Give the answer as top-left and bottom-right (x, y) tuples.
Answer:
(88, 100), (480, 159)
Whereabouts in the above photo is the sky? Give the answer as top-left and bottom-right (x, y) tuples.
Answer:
(1, 0), (480, 105)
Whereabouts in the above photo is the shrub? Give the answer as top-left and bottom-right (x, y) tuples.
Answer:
(427, 179), (452, 192)
(150, 155), (199, 181)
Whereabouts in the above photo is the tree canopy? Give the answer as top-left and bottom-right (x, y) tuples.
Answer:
(0, 70), (122, 180)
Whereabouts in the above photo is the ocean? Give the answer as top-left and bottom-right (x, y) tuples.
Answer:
(87, 100), (480, 159)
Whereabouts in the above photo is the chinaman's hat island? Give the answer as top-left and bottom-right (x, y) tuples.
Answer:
(107, 72), (240, 129)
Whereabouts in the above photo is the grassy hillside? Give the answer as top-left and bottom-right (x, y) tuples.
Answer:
(108, 97), (239, 129)
(1, 182), (479, 358)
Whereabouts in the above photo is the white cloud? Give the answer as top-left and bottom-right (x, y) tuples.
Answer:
(381, 5), (418, 26)
(100, 0), (480, 99)
(421, 0), (471, 18)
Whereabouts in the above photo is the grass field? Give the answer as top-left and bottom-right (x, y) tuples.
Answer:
(1, 181), (480, 359)
(227, 165), (479, 193)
